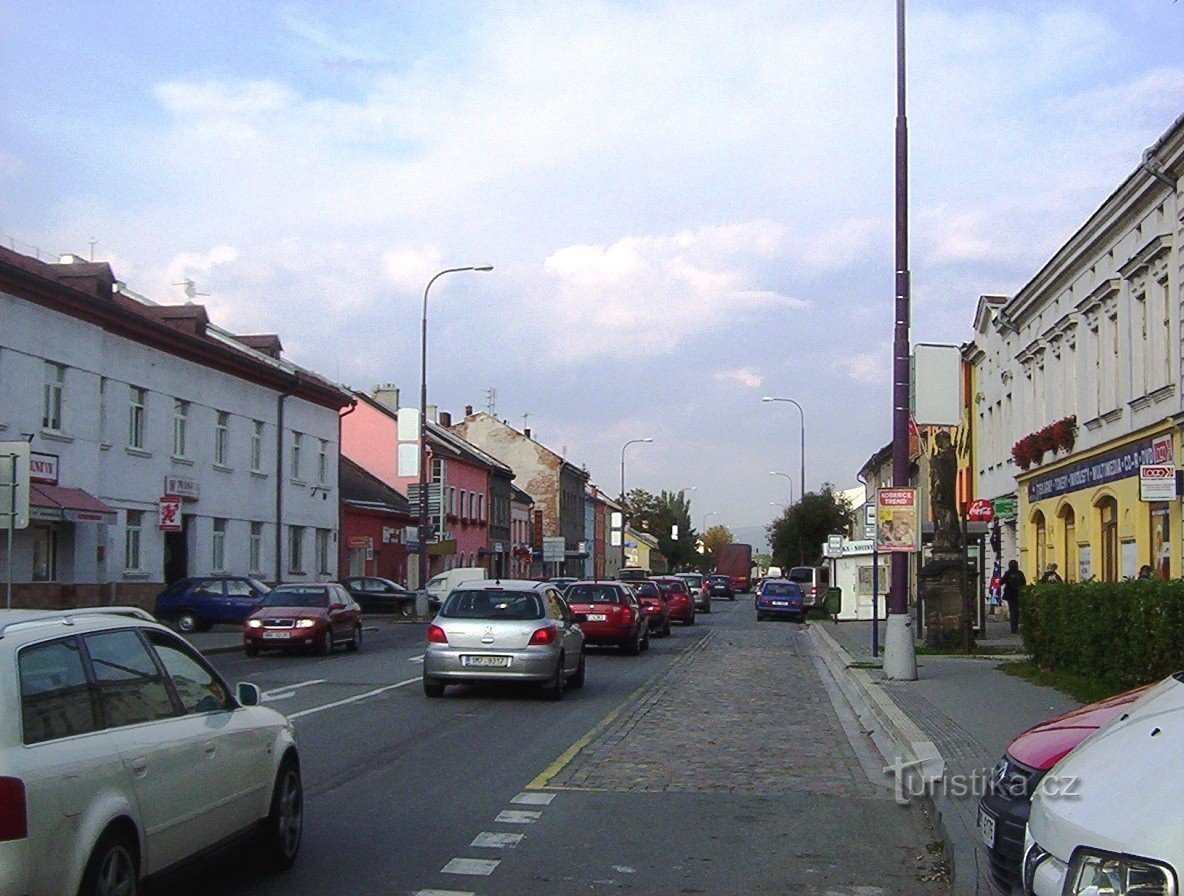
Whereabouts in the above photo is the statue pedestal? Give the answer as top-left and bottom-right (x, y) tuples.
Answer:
(919, 554), (974, 651)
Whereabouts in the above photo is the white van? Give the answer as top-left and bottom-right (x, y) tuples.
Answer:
(423, 568), (488, 609)
(787, 565), (830, 610)
(1024, 673), (1184, 895)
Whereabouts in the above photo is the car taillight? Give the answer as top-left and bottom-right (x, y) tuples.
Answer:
(529, 627), (556, 646)
(427, 624), (448, 644)
(620, 606), (634, 621)
(0, 777), (28, 841)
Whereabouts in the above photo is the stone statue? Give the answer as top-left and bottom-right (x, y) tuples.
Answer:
(930, 429), (961, 553)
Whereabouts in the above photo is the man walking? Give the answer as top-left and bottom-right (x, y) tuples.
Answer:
(1002, 559), (1026, 634)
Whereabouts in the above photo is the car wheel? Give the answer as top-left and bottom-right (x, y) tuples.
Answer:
(258, 757), (303, 869)
(757, 612), (766, 621)
(623, 630), (641, 656)
(686, 612), (696, 626)
(347, 624), (362, 652)
(400, 600), (416, 618)
(176, 611), (198, 634)
(423, 676), (445, 698)
(641, 629), (650, 651)
(663, 619), (672, 637)
(571, 651), (586, 689)
(544, 654), (566, 701)
(79, 826), (139, 896)
(318, 629), (333, 656)
(244, 643), (260, 658)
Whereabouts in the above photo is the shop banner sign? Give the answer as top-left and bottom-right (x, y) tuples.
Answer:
(1140, 465), (1177, 502)
(1027, 439), (1159, 502)
(875, 488), (917, 553)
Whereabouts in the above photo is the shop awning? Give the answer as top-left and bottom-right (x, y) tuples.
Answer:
(29, 484), (117, 524)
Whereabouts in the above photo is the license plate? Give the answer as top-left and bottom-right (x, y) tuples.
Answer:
(772, 600), (789, 607)
(586, 614), (607, 622)
(462, 655), (511, 668)
(263, 631), (291, 640)
(978, 807), (996, 849)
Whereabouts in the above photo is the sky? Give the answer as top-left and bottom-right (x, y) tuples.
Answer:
(2, 1), (1182, 536)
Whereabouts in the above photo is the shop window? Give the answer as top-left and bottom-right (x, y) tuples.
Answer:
(1151, 503), (1170, 580)
(1033, 510), (1047, 577)
(1098, 497), (1119, 582)
(31, 526), (56, 582)
(1059, 505), (1077, 583)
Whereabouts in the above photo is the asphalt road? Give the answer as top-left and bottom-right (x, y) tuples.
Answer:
(156, 599), (949, 896)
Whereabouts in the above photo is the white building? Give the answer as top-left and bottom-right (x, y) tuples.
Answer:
(0, 248), (352, 609)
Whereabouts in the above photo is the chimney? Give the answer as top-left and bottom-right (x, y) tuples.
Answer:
(524, 427), (531, 440)
(465, 405), (474, 417)
(372, 385), (400, 413)
(439, 411), (452, 427)
(426, 404), (438, 424)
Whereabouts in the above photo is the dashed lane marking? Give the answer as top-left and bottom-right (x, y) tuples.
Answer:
(511, 791), (555, 806)
(441, 858), (500, 875)
(415, 890), (476, 895)
(287, 677), (420, 720)
(494, 809), (541, 824)
(261, 679), (325, 701)
(472, 832), (525, 848)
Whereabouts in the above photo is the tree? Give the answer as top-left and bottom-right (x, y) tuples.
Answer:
(625, 488), (698, 571)
(766, 484), (854, 568)
(700, 525), (734, 572)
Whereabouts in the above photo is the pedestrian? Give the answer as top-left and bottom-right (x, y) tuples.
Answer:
(1001, 559), (1026, 635)
(1040, 563), (1063, 584)
(1138, 564), (1154, 580)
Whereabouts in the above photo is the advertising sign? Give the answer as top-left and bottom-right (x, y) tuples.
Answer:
(967, 499), (995, 522)
(158, 495), (182, 531)
(1140, 465), (1177, 502)
(875, 488), (917, 553)
(1027, 438), (1160, 502)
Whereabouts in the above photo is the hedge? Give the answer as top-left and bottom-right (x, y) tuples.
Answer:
(1021, 579), (1184, 691)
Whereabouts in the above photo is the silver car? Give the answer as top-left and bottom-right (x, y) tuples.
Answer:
(422, 580), (586, 700)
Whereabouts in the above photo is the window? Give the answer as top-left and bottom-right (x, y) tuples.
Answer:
(42, 362), (65, 430)
(318, 439), (328, 484)
(291, 432), (303, 480)
(288, 525), (305, 573)
(212, 518), (227, 571)
(251, 420), (264, 471)
(144, 631), (230, 714)
(478, 494), (485, 523)
(128, 386), (146, 449)
(316, 529), (330, 574)
(1033, 511), (1046, 577)
(1059, 505), (1077, 583)
(1099, 497), (1119, 582)
(124, 510), (143, 571)
(449, 487), (457, 517)
(215, 411), (230, 465)
(84, 630), (176, 727)
(249, 522), (263, 573)
(173, 399), (189, 457)
(460, 490), (468, 520)
(31, 527), (56, 582)
(20, 637), (99, 744)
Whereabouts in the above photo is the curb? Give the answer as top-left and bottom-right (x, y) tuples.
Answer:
(810, 625), (982, 896)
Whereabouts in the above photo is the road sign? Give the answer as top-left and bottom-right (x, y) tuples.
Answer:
(863, 504), (877, 539)
(967, 499), (995, 523)
(0, 442), (31, 530)
(1140, 465), (1176, 501)
(826, 534), (844, 558)
(542, 536), (566, 563)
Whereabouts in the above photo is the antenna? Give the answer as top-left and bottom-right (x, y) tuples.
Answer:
(485, 387), (497, 415)
(172, 278), (209, 301)
(521, 411), (531, 431)
(88, 237), (98, 261)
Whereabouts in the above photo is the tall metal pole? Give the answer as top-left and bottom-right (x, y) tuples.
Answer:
(884, 0), (918, 680)
(619, 438), (653, 555)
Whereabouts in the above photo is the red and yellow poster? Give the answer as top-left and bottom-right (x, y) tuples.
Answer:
(875, 488), (917, 553)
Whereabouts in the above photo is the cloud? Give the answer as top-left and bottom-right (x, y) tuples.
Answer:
(714, 368), (764, 389)
(834, 348), (889, 386)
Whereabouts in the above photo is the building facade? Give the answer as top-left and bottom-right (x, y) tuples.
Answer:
(339, 456), (413, 583)
(0, 248), (351, 609)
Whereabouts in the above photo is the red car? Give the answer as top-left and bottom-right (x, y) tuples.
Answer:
(632, 580), (671, 638)
(653, 576), (696, 626)
(244, 582), (363, 656)
(565, 581), (649, 655)
(977, 685), (1149, 892)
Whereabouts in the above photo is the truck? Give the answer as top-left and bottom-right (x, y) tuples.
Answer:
(714, 543), (753, 593)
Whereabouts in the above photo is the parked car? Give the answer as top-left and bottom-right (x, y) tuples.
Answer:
(633, 580), (672, 637)
(977, 685), (1148, 893)
(340, 576), (416, 616)
(755, 578), (806, 622)
(705, 574), (735, 599)
(546, 577), (578, 593)
(653, 576), (696, 626)
(0, 607), (301, 896)
(676, 572), (710, 613)
(244, 583), (363, 656)
(1024, 674), (1184, 896)
(787, 565), (830, 611)
(421, 567), (488, 609)
(422, 580), (586, 700)
(565, 580), (649, 654)
(617, 566), (652, 583)
(154, 575), (271, 633)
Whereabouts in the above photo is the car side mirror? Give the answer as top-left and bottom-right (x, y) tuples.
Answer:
(236, 682), (261, 707)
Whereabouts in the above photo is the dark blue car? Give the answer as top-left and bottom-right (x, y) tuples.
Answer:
(755, 578), (805, 622)
(154, 575), (271, 633)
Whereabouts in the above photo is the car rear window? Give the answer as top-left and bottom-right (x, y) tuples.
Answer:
(787, 568), (814, 584)
(659, 581), (687, 594)
(566, 584), (623, 605)
(443, 590), (544, 620)
(708, 576), (729, 584)
(636, 583), (660, 597)
(762, 582), (800, 598)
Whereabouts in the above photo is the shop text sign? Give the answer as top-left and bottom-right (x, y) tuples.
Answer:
(1140, 465), (1177, 502)
(1027, 439), (1160, 502)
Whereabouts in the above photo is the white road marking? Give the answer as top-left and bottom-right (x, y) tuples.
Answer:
(415, 890), (476, 896)
(441, 858), (500, 875)
(261, 679), (325, 701)
(287, 677), (420, 719)
(511, 791), (555, 806)
(472, 832), (524, 848)
(613, 865), (636, 874)
(494, 810), (541, 824)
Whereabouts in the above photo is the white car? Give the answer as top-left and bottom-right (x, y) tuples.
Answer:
(1024, 673), (1183, 896)
(0, 607), (302, 896)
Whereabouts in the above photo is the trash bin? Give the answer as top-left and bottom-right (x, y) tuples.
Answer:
(825, 587), (842, 619)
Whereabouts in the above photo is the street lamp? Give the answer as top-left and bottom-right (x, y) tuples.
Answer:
(762, 397), (805, 504)
(768, 471), (795, 505)
(619, 438), (654, 502)
(701, 510), (718, 532)
(418, 265), (493, 595)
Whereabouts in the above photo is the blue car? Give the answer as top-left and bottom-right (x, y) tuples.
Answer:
(154, 575), (271, 633)
(755, 578), (805, 622)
